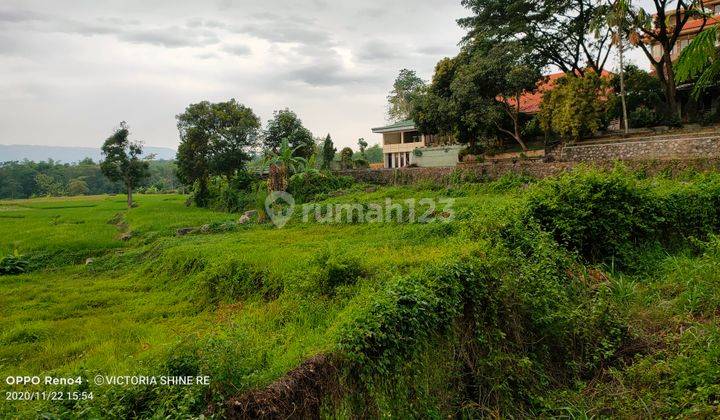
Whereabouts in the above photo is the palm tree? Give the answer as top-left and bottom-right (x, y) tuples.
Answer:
(595, 0), (632, 132)
(264, 139), (307, 191)
(675, 26), (720, 100)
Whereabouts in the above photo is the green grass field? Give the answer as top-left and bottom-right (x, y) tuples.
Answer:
(2, 172), (720, 418)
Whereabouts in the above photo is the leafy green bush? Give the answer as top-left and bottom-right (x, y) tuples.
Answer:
(538, 74), (610, 141)
(0, 251), (29, 275)
(338, 227), (626, 415)
(287, 171), (353, 203)
(206, 172), (257, 213)
(628, 105), (659, 128)
(519, 168), (720, 266)
(519, 167), (659, 264)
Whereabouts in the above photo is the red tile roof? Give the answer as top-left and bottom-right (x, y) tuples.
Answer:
(507, 70), (613, 114)
(681, 16), (720, 34)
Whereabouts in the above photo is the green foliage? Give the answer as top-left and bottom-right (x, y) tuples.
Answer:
(68, 178), (90, 196)
(675, 26), (720, 100)
(339, 147), (354, 170)
(321, 134), (336, 170)
(5, 170), (720, 418)
(362, 144), (383, 164)
(538, 74), (610, 141)
(387, 69), (425, 121)
(176, 99), (260, 206)
(0, 251), (29, 275)
(411, 40), (542, 150)
(609, 65), (665, 122)
(459, 0), (611, 75)
(520, 167), (720, 267)
(628, 105), (660, 128)
(312, 249), (367, 296)
(34, 173), (67, 197)
(206, 172), (256, 213)
(286, 171), (353, 203)
(100, 122), (150, 206)
(262, 108), (315, 158)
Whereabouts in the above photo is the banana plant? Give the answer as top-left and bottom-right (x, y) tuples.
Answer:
(676, 26), (720, 100)
(263, 139), (307, 191)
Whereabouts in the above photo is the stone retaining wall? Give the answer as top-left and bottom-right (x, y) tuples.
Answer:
(339, 158), (720, 186)
(560, 133), (720, 161)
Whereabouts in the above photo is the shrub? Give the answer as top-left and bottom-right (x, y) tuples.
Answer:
(538, 74), (610, 141)
(206, 172), (257, 213)
(0, 251), (30, 275)
(519, 168), (720, 266)
(287, 171), (353, 203)
(519, 167), (660, 264)
(628, 105), (659, 128)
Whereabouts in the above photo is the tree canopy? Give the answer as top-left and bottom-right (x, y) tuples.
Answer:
(387, 69), (425, 122)
(321, 134), (336, 170)
(176, 99), (260, 207)
(100, 122), (150, 207)
(410, 40), (542, 150)
(262, 109), (315, 159)
(459, 0), (612, 75)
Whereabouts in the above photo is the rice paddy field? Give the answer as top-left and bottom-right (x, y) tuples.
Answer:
(1, 170), (720, 418)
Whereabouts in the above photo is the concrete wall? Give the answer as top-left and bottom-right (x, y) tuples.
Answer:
(411, 145), (463, 168)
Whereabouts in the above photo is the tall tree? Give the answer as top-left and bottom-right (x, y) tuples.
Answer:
(339, 147), (354, 170)
(412, 41), (542, 151)
(357, 138), (368, 157)
(594, 0), (632, 132)
(176, 99), (260, 206)
(100, 122), (150, 208)
(321, 134), (336, 170)
(262, 109), (315, 158)
(459, 0), (613, 75)
(387, 69), (425, 122)
(624, 0), (708, 117)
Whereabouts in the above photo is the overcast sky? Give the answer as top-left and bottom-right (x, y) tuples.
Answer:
(0, 0), (655, 151)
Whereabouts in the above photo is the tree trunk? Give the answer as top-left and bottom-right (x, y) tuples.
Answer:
(127, 185), (133, 208)
(618, 36), (629, 133)
(664, 58), (680, 120)
(513, 97), (528, 152)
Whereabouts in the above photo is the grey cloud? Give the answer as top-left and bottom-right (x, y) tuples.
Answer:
(196, 51), (219, 60)
(2, 10), (220, 48)
(119, 27), (220, 48)
(356, 39), (402, 62)
(222, 43), (251, 56)
(0, 9), (43, 23)
(287, 58), (380, 87)
(235, 22), (332, 45)
(416, 44), (457, 56)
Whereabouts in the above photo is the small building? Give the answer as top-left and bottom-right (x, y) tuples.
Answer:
(371, 120), (424, 168)
(371, 119), (461, 168)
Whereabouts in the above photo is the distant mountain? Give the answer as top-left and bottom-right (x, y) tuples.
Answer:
(0, 144), (176, 163)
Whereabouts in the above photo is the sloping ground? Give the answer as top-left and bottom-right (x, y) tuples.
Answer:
(3, 168), (720, 418)
(0, 187), (514, 418)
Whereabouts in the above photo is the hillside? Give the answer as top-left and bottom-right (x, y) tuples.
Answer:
(0, 144), (176, 163)
(1, 168), (720, 418)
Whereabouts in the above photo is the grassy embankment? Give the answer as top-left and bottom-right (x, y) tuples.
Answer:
(1, 168), (720, 418)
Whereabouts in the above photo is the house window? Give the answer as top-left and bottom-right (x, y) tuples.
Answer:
(652, 44), (662, 59)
